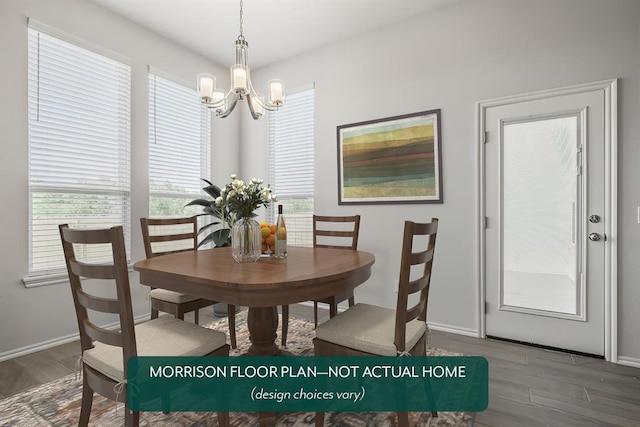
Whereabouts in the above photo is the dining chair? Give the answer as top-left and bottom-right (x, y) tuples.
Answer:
(140, 217), (237, 349)
(313, 218), (439, 427)
(280, 215), (361, 346)
(59, 224), (230, 427)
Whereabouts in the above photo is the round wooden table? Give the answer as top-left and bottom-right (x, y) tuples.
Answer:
(134, 246), (375, 356)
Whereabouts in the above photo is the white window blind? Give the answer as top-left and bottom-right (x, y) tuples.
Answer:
(148, 71), (211, 219)
(267, 85), (315, 246)
(27, 27), (131, 275)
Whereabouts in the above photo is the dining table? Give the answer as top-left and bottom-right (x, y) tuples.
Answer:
(133, 246), (375, 357)
(134, 246), (375, 425)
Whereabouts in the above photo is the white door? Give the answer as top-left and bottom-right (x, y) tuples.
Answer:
(481, 81), (616, 357)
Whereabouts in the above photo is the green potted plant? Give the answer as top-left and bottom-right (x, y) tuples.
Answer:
(186, 178), (234, 248)
(186, 178), (233, 317)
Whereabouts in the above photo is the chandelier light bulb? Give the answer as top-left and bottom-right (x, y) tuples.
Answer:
(212, 89), (225, 103)
(197, 74), (215, 101)
(269, 79), (284, 105)
(232, 65), (249, 93)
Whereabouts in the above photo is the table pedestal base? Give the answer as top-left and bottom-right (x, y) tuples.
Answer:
(246, 306), (289, 425)
(247, 306), (280, 356)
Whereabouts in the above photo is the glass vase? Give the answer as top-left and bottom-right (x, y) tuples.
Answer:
(231, 217), (261, 263)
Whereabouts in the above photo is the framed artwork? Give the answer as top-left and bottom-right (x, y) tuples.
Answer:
(337, 109), (443, 205)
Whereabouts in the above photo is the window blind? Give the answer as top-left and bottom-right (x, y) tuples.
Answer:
(27, 27), (131, 274)
(148, 71), (211, 219)
(267, 85), (315, 246)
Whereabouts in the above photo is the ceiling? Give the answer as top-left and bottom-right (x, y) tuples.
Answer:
(90, 0), (458, 69)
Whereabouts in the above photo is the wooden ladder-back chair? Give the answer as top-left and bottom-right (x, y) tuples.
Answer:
(313, 218), (439, 427)
(280, 215), (361, 346)
(59, 224), (230, 427)
(140, 217), (237, 349)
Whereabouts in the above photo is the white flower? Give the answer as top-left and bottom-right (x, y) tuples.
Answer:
(214, 175), (274, 219)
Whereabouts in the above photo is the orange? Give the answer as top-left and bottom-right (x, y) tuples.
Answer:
(265, 234), (275, 247)
(261, 242), (267, 253)
(270, 224), (276, 234)
(260, 221), (269, 229)
(261, 227), (271, 239)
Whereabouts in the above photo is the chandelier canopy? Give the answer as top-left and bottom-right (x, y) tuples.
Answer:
(197, 0), (284, 120)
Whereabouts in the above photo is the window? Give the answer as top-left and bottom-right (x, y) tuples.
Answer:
(148, 70), (211, 219)
(27, 26), (131, 275)
(267, 85), (315, 246)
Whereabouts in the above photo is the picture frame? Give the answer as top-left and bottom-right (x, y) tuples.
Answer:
(337, 109), (443, 205)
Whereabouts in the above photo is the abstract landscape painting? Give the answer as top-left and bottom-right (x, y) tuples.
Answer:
(337, 110), (442, 204)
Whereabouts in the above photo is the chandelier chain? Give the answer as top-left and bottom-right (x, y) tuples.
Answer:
(239, 0), (244, 38)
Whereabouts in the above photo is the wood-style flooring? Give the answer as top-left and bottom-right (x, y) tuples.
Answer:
(1, 304), (639, 426)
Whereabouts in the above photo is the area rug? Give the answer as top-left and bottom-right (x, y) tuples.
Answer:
(0, 311), (474, 426)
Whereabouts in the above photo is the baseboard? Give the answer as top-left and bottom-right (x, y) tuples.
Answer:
(0, 332), (81, 363)
(0, 313), (150, 362)
(428, 321), (481, 338)
(616, 356), (640, 368)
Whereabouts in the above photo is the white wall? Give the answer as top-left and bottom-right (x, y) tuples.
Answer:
(246, 0), (640, 360)
(0, 0), (237, 358)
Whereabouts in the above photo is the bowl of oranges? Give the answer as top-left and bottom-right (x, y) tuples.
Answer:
(260, 222), (276, 254)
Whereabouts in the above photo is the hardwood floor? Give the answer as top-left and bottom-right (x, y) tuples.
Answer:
(427, 331), (640, 426)
(0, 304), (321, 400)
(1, 304), (639, 426)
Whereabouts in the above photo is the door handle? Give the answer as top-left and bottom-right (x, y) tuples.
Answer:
(588, 232), (603, 241)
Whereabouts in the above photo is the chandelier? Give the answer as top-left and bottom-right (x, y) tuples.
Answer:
(197, 0), (285, 120)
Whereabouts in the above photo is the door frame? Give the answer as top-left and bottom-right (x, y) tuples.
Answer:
(476, 79), (618, 362)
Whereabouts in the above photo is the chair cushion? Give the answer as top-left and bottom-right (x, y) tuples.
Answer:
(315, 303), (427, 356)
(149, 288), (202, 304)
(83, 315), (227, 382)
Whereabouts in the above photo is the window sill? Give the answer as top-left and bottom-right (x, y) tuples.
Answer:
(22, 264), (134, 288)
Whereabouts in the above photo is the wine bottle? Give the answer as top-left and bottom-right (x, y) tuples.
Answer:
(274, 204), (287, 259)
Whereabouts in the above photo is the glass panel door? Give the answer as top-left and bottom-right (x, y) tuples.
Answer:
(483, 81), (612, 356)
(502, 115), (581, 316)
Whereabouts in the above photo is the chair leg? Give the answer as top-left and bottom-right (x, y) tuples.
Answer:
(281, 305), (289, 346)
(124, 406), (139, 427)
(313, 301), (319, 328)
(194, 308), (200, 324)
(315, 411), (325, 427)
(228, 305), (237, 349)
(329, 302), (338, 318)
(218, 411), (230, 427)
(397, 412), (409, 427)
(161, 390), (171, 414)
(150, 308), (159, 319)
(431, 411), (438, 418)
(348, 296), (355, 307)
(79, 376), (93, 427)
